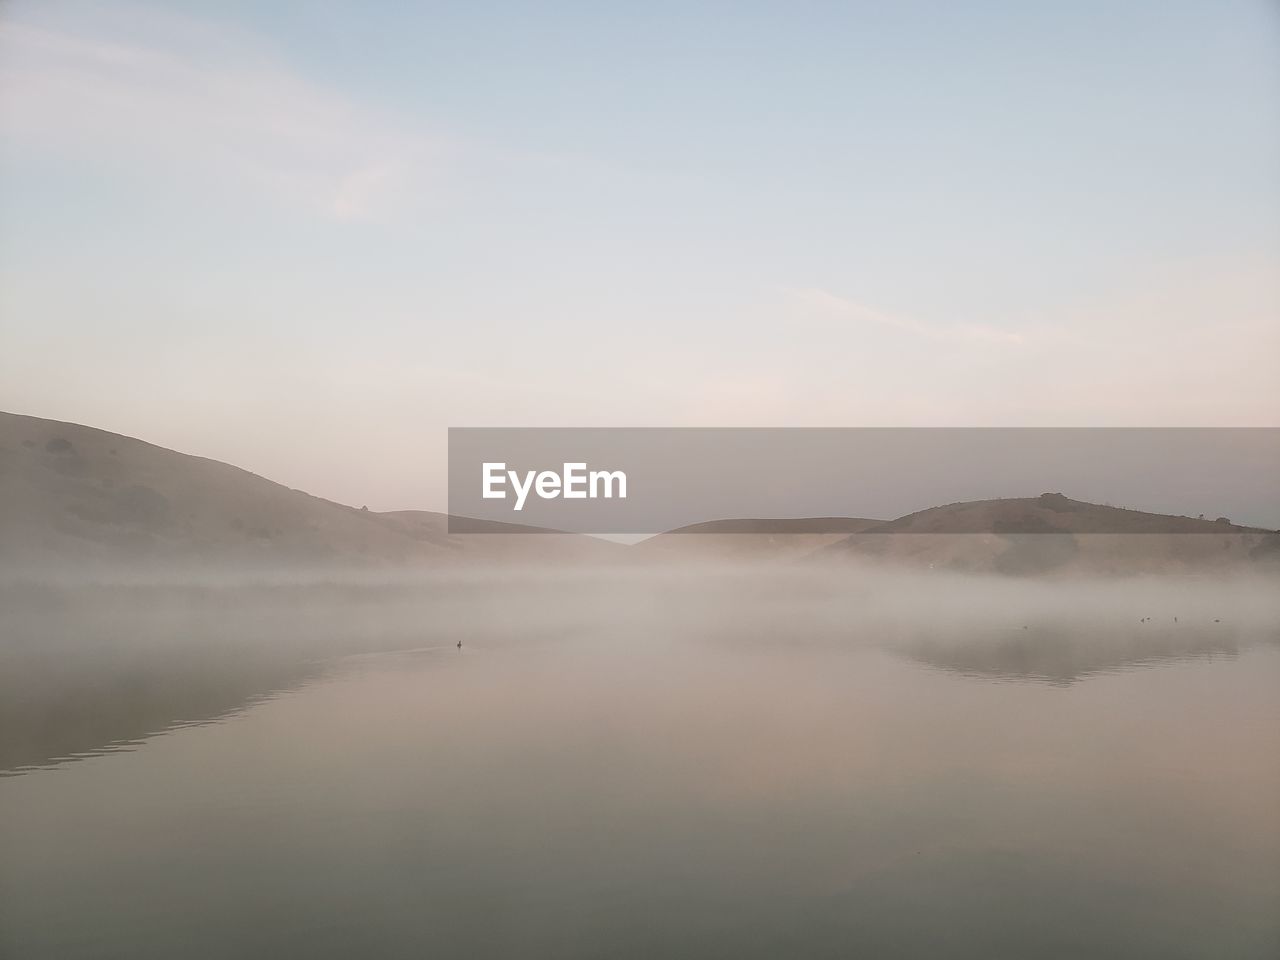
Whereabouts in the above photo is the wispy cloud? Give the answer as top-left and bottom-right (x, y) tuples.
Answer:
(788, 287), (1027, 345)
(0, 6), (441, 221)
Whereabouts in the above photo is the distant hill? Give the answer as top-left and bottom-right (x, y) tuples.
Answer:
(380, 510), (622, 565)
(656, 518), (881, 535)
(632, 517), (881, 563)
(851, 492), (1264, 535)
(0, 412), (616, 575)
(816, 493), (1278, 575)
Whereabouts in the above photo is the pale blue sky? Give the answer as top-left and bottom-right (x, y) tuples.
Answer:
(1, 1), (1277, 509)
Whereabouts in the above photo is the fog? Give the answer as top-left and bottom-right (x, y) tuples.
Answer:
(3, 562), (1277, 774)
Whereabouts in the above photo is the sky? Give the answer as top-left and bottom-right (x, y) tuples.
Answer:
(1, 0), (1278, 511)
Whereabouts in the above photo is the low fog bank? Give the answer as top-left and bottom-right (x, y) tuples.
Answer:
(2, 562), (1277, 773)
(4, 561), (1277, 659)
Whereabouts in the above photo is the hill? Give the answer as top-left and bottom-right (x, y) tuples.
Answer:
(380, 510), (622, 565)
(0, 412), (617, 575)
(631, 517), (881, 563)
(816, 493), (1278, 575)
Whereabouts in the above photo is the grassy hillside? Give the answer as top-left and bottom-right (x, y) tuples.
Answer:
(817, 493), (1279, 575)
(0, 412), (462, 573)
(0, 412), (620, 574)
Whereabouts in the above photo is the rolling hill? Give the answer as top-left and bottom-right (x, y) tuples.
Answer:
(631, 517), (882, 563)
(0, 411), (618, 575)
(816, 493), (1279, 575)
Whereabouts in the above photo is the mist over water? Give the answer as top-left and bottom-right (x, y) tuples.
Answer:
(1, 565), (1278, 958)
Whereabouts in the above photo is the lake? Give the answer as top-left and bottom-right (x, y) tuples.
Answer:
(1, 569), (1277, 958)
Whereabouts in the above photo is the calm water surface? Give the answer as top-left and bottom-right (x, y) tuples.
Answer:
(1, 574), (1278, 958)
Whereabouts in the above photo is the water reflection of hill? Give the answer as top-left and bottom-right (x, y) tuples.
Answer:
(0, 576), (641, 774)
(0, 582), (492, 775)
(0, 648), (326, 775)
(901, 626), (1248, 684)
(1, 608), (326, 774)
(5, 573), (1278, 772)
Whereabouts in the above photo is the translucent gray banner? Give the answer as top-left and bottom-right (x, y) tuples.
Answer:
(447, 428), (1280, 535)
